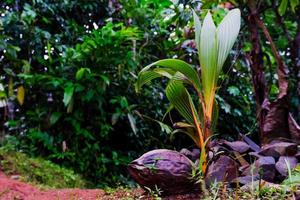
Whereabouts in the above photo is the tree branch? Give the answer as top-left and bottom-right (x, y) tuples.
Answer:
(254, 15), (289, 98)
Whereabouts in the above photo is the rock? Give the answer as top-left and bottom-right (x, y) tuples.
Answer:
(179, 148), (200, 162)
(128, 149), (197, 195)
(208, 140), (224, 153)
(241, 156), (276, 182)
(191, 148), (200, 161)
(205, 155), (239, 186)
(223, 141), (250, 153)
(232, 175), (259, 185)
(275, 156), (298, 178)
(254, 156), (276, 182)
(239, 133), (261, 152)
(179, 148), (194, 160)
(259, 141), (297, 158)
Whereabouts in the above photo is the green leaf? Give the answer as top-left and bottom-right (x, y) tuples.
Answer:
(139, 59), (201, 91)
(67, 97), (74, 113)
(165, 78), (199, 125)
(157, 121), (172, 134)
(135, 71), (164, 92)
(127, 113), (137, 134)
(279, 0), (288, 16)
(211, 100), (219, 133)
(75, 68), (91, 80)
(227, 86), (240, 96)
(63, 84), (74, 106)
(50, 112), (62, 125)
(290, 0), (299, 12)
(100, 75), (110, 85)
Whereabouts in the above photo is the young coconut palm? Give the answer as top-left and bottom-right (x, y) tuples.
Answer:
(136, 9), (241, 172)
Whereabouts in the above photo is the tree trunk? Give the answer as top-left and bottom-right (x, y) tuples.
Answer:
(246, 0), (269, 143)
(291, 11), (300, 119)
(246, 0), (300, 144)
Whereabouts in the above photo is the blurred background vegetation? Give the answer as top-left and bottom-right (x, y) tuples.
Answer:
(0, 0), (299, 187)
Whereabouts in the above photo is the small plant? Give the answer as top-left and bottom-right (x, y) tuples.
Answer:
(136, 9), (241, 173)
(144, 185), (162, 200)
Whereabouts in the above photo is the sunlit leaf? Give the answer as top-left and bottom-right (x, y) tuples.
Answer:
(17, 86), (25, 106)
(216, 8), (241, 73)
(67, 97), (74, 113)
(63, 84), (74, 106)
(290, 0), (300, 12)
(100, 75), (110, 85)
(278, 0), (288, 16)
(227, 86), (240, 96)
(174, 122), (194, 128)
(76, 67), (91, 80)
(199, 11), (217, 104)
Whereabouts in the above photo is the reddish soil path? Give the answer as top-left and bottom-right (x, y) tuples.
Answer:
(0, 172), (147, 200)
(0, 173), (105, 200)
(0, 172), (201, 200)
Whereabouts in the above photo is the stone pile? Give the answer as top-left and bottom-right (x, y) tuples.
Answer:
(128, 136), (299, 195)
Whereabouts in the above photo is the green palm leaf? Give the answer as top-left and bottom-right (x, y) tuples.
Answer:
(135, 68), (174, 92)
(165, 78), (199, 125)
(140, 59), (201, 91)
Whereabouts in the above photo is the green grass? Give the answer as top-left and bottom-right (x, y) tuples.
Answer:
(0, 145), (88, 189)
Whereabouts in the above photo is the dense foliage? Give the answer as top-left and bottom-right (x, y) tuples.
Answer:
(0, 0), (299, 187)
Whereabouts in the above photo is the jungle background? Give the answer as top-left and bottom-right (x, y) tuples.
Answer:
(0, 0), (299, 188)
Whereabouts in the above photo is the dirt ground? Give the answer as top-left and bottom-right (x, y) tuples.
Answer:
(0, 171), (202, 200)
